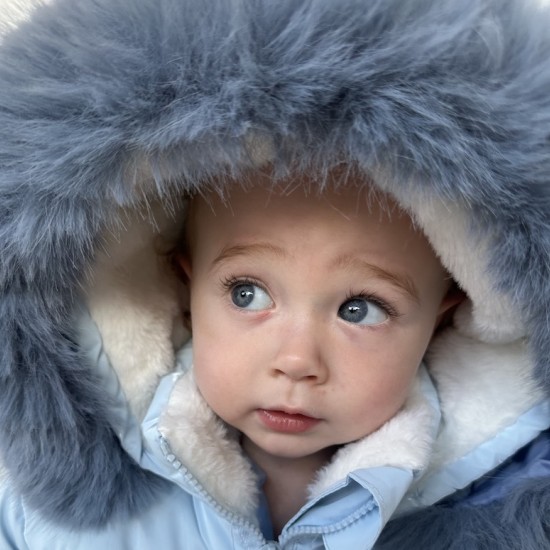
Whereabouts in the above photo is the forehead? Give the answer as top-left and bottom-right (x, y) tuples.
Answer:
(187, 176), (421, 252)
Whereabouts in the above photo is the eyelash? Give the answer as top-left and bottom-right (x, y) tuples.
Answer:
(220, 276), (401, 319)
(220, 275), (266, 294)
(345, 289), (401, 319)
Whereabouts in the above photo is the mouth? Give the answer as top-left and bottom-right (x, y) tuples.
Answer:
(257, 409), (320, 434)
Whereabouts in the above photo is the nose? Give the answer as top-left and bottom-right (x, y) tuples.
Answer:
(271, 321), (328, 384)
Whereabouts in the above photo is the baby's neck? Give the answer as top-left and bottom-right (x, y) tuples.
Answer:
(242, 437), (336, 538)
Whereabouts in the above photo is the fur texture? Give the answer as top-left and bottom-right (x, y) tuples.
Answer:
(86, 201), (188, 420)
(0, 0), (550, 538)
(427, 332), (542, 470)
(377, 478), (550, 550)
(158, 365), (438, 517)
(0, 0), (43, 38)
(159, 371), (260, 518)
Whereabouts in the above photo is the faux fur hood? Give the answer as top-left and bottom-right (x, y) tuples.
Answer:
(1, 0), (550, 540)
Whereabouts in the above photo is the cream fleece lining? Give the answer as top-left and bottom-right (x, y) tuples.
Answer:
(157, 367), (438, 518)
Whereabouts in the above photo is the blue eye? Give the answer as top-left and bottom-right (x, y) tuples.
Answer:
(231, 283), (273, 310)
(338, 297), (388, 325)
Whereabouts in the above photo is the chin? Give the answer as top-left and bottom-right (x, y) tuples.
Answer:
(252, 436), (334, 461)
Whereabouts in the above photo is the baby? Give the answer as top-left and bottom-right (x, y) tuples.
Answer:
(176, 170), (458, 536)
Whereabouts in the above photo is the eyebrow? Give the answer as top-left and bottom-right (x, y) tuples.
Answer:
(331, 254), (420, 303)
(212, 242), (288, 268)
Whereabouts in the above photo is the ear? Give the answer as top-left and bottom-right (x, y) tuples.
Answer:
(438, 283), (465, 314)
(176, 253), (192, 283)
(436, 283), (466, 331)
(174, 254), (193, 332)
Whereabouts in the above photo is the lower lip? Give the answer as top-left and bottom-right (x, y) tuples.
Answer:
(257, 409), (320, 434)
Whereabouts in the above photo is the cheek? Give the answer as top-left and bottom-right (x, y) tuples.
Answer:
(193, 331), (239, 394)
(192, 342), (240, 423)
(190, 302), (256, 420)
(343, 365), (415, 428)
(337, 329), (430, 429)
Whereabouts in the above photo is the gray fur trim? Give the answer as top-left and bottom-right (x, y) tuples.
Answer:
(377, 477), (550, 550)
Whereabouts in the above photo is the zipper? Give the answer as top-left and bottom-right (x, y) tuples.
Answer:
(159, 436), (273, 548)
(159, 436), (378, 549)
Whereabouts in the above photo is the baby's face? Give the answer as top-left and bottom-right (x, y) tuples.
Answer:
(183, 177), (450, 463)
